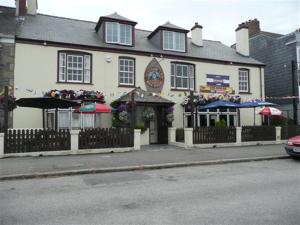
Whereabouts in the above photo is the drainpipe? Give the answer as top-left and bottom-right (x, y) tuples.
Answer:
(291, 60), (298, 125)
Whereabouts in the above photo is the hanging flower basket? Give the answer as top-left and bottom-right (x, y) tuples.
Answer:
(142, 107), (155, 122)
(119, 111), (129, 122)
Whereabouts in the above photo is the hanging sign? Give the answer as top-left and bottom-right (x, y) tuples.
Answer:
(144, 58), (165, 93)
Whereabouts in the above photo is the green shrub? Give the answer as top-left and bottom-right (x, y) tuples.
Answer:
(215, 119), (227, 127)
(135, 123), (147, 134)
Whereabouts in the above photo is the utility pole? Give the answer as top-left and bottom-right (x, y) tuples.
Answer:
(291, 60), (298, 125)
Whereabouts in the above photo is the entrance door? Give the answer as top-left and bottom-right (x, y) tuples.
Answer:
(149, 113), (158, 144)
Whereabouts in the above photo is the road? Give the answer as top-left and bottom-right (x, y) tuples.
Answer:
(0, 159), (299, 225)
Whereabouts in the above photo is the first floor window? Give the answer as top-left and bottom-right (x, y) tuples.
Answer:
(297, 47), (300, 70)
(171, 63), (195, 90)
(119, 57), (135, 86)
(238, 69), (249, 93)
(58, 51), (91, 84)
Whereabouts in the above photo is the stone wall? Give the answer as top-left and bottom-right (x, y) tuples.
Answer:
(0, 41), (15, 129)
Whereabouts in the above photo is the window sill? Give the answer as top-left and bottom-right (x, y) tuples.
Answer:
(118, 84), (135, 88)
(56, 82), (94, 85)
(171, 88), (194, 92)
(238, 92), (252, 95)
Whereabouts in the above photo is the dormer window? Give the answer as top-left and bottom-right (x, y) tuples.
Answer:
(148, 21), (188, 53)
(163, 31), (185, 52)
(105, 22), (132, 45)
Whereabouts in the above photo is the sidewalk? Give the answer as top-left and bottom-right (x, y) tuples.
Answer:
(0, 144), (289, 180)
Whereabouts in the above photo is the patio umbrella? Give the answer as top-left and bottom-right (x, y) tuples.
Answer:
(199, 100), (240, 110)
(258, 107), (282, 126)
(74, 103), (111, 113)
(15, 97), (81, 129)
(258, 107), (282, 116)
(239, 100), (276, 126)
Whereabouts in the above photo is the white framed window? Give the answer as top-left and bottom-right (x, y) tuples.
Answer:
(238, 69), (250, 93)
(163, 31), (185, 52)
(58, 51), (91, 84)
(119, 57), (135, 86)
(105, 22), (132, 45)
(171, 63), (194, 90)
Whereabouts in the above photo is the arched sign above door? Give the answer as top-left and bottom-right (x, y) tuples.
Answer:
(144, 58), (165, 93)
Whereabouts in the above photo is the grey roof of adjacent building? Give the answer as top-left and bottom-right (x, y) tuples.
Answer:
(14, 13), (264, 66)
(0, 6), (16, 37)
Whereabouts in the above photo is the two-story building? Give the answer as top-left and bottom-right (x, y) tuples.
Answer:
(10, 0), (265, 144)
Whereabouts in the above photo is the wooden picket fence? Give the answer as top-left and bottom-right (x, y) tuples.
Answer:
(193, 127), (236, 144)
(79, 128), (133, 149)
(4, 129), (70, 153)
(242, 126), (276, 142)
(281, 125), (300, 139)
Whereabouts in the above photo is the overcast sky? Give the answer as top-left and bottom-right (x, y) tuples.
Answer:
(1, 0), (299, 45)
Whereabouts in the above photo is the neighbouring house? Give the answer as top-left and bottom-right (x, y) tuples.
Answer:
(234, 19), (300, 123)
(8, 0), (265, 144)
(0, 5), (16, 129)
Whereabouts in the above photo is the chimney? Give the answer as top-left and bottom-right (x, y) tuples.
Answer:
(243, 19), (260, 37)
(191, 22), (203, 47)
(235, 23), (249, 56)
(27, 0), (38, 15)
(15, 0), (26, 17)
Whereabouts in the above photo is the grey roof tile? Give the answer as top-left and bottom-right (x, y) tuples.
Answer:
(102, 12), (136, 23)
(16, 13), (264, 66)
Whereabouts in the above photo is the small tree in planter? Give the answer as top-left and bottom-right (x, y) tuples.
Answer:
(166, 106), (174, 124)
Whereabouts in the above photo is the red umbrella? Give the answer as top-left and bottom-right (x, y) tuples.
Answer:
(74, 103), (111, 114)
(258, 107), (282, 116)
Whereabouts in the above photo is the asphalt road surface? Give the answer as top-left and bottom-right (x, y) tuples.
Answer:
(1, 159), (299, 225)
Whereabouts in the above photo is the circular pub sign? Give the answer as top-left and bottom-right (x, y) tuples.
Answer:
(144, 58), (165, 92)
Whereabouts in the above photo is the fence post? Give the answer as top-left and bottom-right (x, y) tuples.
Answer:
(275, 126), (281, 143)
(184, 128), (193, 147)
(134, 129), (141, 150)
(70, 130), (79, 151)
(236, 127), (242, 145)
(0, 133), (4, 158)
(168, 127), (176, 144)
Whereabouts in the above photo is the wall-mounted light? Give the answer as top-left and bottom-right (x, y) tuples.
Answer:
(106, 56), (112, 63)
(43, 41), (47, 46)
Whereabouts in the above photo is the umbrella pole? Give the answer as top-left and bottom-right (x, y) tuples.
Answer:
(55, 108), (58, 131)
(253, 107), (256, 126)
(42, 109), (45, 129)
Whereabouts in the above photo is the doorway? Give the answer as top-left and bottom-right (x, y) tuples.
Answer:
(149, 109), (158, 144)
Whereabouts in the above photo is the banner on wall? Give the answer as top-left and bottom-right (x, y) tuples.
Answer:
(200, 74), (235, 94)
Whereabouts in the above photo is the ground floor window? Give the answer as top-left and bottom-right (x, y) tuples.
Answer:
(184, 108), (237, 127)
(47, 109), (101, 130)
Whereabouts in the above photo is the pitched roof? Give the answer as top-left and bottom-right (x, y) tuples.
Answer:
(148, 21), (189, 38)
(95, 12), (137, 31)
(101, 12), (136, 23)
(16, 13), (264, 66)
(118, 87), (174, 105)
(0, 6), (16, 37)
(161, 21), (188, 31)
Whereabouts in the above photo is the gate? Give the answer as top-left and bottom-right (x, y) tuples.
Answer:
(4, 129), (70, 153)
(79, 128), (133, 149)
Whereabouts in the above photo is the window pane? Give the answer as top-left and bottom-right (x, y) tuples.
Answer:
(72, 112), (81, 129)
(59, 53), (66, 81)
(120, 24), (132, 45)
(163, 31), (173, 49)
(83, 114), (94, 128)
(175, 32), (185, 51)
(59, 112), (70, 129)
